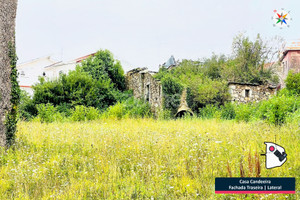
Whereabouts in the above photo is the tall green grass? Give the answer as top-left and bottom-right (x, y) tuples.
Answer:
(0, 119), (298, 199)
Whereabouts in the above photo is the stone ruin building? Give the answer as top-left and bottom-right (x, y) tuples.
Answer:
(126, 68), (163, 115)
(126, 70), (278, 116)
(126, 55), (280, 116)
(126, 67), (195, 117)
(228, 82), (277, 103)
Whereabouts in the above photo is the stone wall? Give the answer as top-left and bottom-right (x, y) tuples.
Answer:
(228, 83), (276, 103)
(126, 68), (163, 115)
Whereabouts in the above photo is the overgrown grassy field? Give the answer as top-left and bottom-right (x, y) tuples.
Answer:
(0, 119), (299, 199)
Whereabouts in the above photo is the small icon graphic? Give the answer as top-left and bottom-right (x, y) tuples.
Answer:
(272, 9), (292, 29)
(262, 142), (287, 169)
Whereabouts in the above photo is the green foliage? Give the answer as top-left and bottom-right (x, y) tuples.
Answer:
(5, 41), (20, 146)
(286, 109), (300, 124)
(198, 104), (219, 119)
(187, 78), (230, 111)
(70, 106), (100, 121)
(156, 58), (230, 114)
(18, 90), (36, 120)
(103, 97), (152, 119)
(157, 109), (173, 120)
(220, 102), (236, 120)
(196, 91), (300, 125)
(235, 103), (256, 122)
(203, 54), (226, 79)
(36, 104), (64, 123)
(224, 34), (278, 84)
(285, 72), (300, 95)
(33, 68), (116, 111)
(29, 49), (129, 121)
(104, 102), (126, 120)
(160, 75), (184, 115)
(5, 119), (298, 199)
(80, 49), (126, 91)
(257, 95), (300, 125)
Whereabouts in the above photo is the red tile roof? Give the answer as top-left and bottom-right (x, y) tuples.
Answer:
(74, 53), (96, 63)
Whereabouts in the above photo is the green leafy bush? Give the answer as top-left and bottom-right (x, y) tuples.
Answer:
(157, 109), (172, 120)
(285, 72), (300, 95)
(235, 103), (256, 122)
(220, 102), (236, 120)
(36, 103), (64, 123)
(103, 98), (152, 119)
(161, 75), (184, 115)
(18, 90), (37, 120)
(33, 68), (116, 111)
(81, 49), (126, 91)
(187, 78), (230, 112)
(257, 95), (300, 125)
(104, 102), (126, 120)
(71, 105), (100, 121)
(198, 104), (219, 119)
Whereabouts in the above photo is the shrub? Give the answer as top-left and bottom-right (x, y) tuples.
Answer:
(235, 103), (255, 122)
(161, 75), (184, 115)
(285, 71), (300, 95)
(104, 102), (126, 120)
(220, 102), (236, 120)
(36, 103), (64, 123)
(80, 49), (126, 91)
(285, 109), (300, 124)
(56, 103), (72, 117)
(71, 105), (100, 121)
(198, 104), (219, 119)
(257, 95), (300, 125)
(103, 98), (152, 119)
(157, 109), (173, 120)
(18, 90), (37, 120)
(124, 98), (152, 118)
(187, 78), (230, 112)
(33, 68), (116, 111)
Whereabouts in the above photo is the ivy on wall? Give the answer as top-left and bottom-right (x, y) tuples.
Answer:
(5, 40), (20, 146)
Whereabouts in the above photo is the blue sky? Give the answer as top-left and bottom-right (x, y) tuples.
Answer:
(16, 0), (300, 71)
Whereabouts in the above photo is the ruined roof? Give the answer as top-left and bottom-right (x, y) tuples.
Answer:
(126, 67), (148, 74)
(228, 82), (277, 89)
(228, 82), (260, 86)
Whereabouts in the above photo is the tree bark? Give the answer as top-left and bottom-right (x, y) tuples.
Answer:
(0, 0), (18, 146)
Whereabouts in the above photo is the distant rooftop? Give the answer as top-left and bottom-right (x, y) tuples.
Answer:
(74, 53), (96, 63)
(285, 39), (300, 50)
(280, 40), (300, 61)
(162, 55), (176, 69)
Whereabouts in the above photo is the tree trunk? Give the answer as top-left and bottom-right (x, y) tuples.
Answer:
(0, 0), (18, 146)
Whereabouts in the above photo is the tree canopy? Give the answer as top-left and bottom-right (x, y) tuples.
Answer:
(81, 50), (126, 91)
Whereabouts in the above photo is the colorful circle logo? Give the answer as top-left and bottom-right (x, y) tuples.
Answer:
(272, 9), (292, 29)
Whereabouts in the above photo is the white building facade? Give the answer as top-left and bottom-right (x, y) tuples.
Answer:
(17, 54), (94, 96)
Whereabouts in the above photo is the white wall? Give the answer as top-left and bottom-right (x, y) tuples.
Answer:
(17, 56), (59, 95)
(44, 61), (78, 80)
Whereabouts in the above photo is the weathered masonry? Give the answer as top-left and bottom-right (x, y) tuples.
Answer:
(126, 68), (163, 115)
(228, 82), (277, 103)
